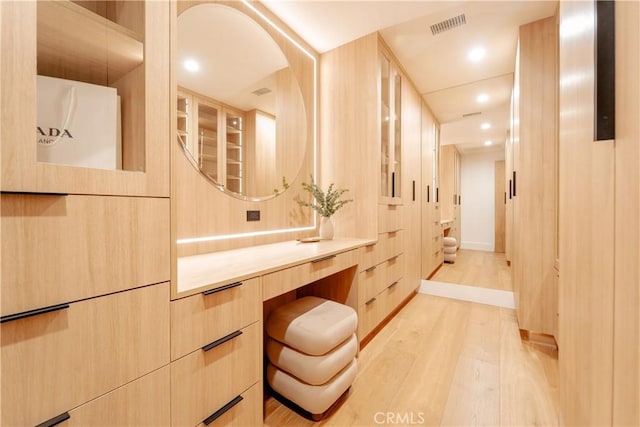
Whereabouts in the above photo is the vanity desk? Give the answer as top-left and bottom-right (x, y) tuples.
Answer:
(170, 238), (374, 426)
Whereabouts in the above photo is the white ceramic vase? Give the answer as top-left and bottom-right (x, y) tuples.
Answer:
(319, 216), (334, 240)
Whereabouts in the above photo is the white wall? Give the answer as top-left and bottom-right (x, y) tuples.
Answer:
(460, 149), (504, 251)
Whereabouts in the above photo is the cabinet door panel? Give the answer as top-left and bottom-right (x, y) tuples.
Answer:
(1, 194), (170, 316)
(65, 367), (170, 427)
(0, 283), (170, 427)
(171, 322), (261, 427)
(170, 277), (261, 361)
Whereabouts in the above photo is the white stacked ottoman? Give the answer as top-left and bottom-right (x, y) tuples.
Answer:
(443, 236), (457, 263)
(266, 296), (358, 420)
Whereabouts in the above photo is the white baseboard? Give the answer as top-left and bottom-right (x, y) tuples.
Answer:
(418, 280), (515, 309)
(460, 241), (494, 252)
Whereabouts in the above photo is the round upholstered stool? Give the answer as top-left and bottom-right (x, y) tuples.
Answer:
(265, 296), (358, 420)
(266, 296), (357, 356)
(443, 236), (457, 247)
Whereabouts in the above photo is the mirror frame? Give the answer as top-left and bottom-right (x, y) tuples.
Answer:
(176, 1), (316, 203)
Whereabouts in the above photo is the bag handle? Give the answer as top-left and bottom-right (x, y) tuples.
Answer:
(43, 85), (76, 147)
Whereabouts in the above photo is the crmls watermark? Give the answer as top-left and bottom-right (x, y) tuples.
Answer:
(373, 411), (426, 425)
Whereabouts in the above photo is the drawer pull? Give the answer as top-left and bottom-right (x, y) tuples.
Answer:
(1, 303), (70, 324)
(311, 254), (336, 264)
(203, 395), (243, 425)
(202, 281), (242, 296)
(388, 281), (399, 289)
(1, 191), (68, 197)
(365, 297), (377, 305)
(365, 265), (377, 273)
(36, 412), (70, 427)
(388, 255), (399, 262)
(202, 330), (243, 352)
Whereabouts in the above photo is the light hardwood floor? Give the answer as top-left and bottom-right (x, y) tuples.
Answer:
(264, 294), (559, 426)
(430, 249), (512, 291)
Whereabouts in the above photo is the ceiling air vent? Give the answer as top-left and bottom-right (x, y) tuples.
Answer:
(252, 87), (272, 96)
(462, 111), (482, 118)
(430, 14), (466, 36)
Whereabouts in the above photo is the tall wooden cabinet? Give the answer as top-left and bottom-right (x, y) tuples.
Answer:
(508, 15), (558, 338)
(421, 101), (443, 277)
(320, 32), (421, 343)
(0, 1), (171, 426)
(558, 1), (640, 425)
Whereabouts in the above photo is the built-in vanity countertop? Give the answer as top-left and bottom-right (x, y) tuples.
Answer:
(176, 238), (375, 299)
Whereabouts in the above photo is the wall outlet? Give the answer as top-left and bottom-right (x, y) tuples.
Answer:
(246, 210), (260, 221)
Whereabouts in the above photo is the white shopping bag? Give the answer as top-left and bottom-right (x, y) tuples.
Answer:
(37, 75), (122, 170)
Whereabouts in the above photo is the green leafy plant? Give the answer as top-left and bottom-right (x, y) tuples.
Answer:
(296, 175), (352, 217)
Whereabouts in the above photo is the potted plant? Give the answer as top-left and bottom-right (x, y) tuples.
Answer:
(297, 176), (352, 240)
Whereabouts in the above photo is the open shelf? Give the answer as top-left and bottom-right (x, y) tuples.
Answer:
(37, 1), (144, 85)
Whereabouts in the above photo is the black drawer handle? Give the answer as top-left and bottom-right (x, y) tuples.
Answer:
(202, 281), (242, 296)
(311, 254), (336, 264)
(36, 412), (70, 427)
(203, 395), (243, 425)
(1, 303), (70, 324)
(436, 187), (439, 203)
(427, 185), (430, 202)
(388, 280), (399, 289)
(202, 330), (242, 352)
(512, 171), (517, 197)
(1, 191), (68, 196)
(412, 180), (416, 201)
(365, 265), (377, 273)
(365, 297), (377, 305)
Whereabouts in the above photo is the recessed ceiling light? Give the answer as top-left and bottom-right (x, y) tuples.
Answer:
(481, 122), (491, 130)
(183, 59), (200, 73)
(476, 93), (489, 103)
(484, 140), (493, 146)
(468, 47), (486, 62)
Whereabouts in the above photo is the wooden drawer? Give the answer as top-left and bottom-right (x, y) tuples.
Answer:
(171, 321), (261, 427)
(171, 277), (261, 360)
(378, 204), (403, 233)
(1, 194), (170, 316)
(195, 382), (262, 427)
(263, 250), (356, 301)
(0, 283), (170, 427)
(358, 242), (378, 272)
(358, 296), (383, 340)
(382, 278), (404, 319)
(385, 254), (403, 285)
(359, 263), (384, 306)
(63, 367), (170, 427)
(375, 230), (403, 265)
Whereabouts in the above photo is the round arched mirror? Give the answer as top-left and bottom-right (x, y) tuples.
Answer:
(176, 3), (307, 200)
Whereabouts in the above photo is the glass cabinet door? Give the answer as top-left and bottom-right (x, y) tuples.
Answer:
(379, 51), (402, 202)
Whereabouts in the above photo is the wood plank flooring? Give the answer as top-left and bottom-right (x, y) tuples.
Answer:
(264, 294), (559, 426)
(430, 249), (512, 291)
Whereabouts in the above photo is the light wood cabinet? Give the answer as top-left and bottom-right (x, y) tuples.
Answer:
(380, 50), (402, 203)
(509, 16), (558, 337)
(421, 101), (442, 278)
(0, 283), (170, 427)
(170, 277), (261, 361)
(170, 321), (261, 427)
(65, 367), (171, 427)
(0, 0), (169, 196)
(1, 194), (170, 316)
(195, 382), (263, 427)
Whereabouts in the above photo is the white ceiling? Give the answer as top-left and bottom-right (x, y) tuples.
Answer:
(263, 0), (557, 155)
